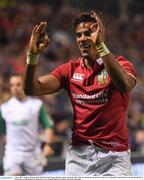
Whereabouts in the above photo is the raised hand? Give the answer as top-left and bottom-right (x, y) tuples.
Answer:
(28, 22), (50, 54)
(90, 11), (105, 45)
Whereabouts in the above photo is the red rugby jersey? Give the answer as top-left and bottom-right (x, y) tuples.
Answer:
(51, 56), (136, 151)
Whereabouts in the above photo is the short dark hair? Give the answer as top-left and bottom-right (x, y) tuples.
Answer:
(9, 73), (23, 81)
(73, 12), (97, 29)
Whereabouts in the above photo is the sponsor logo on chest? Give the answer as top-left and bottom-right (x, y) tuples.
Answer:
(72, 73), (84, 82)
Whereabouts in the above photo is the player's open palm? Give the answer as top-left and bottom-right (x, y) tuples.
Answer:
(29, 22), (50, 54)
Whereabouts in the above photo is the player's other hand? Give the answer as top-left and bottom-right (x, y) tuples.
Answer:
(28, 22), (50, 54)
(43, 144), (54, 157)
(90, 11), (105, 45)
(35, 153), (48, 167)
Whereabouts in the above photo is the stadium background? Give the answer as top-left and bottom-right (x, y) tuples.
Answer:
(0, 0), (144, 176)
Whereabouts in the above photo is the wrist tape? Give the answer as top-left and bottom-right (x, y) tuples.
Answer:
(26, 52), (39, 65)
(96, 42), (110, 57)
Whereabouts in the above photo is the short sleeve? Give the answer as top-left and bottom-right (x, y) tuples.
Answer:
(51, 62), (71, 89)
(0, 110), (6, 134)
(117, 56), (136, 81)
(39, 105), (54, 129)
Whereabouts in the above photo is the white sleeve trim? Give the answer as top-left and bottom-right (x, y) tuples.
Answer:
(127, 73), (137, 82)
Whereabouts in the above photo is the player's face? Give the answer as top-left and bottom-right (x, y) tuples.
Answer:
(76, 22), (98, 59)
(9, 76), (25, 99)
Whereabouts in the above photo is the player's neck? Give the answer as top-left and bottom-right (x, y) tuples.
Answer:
(14, 94), (27, 101)
(84, 58), (94, 69)
(84, 56), (98, 69)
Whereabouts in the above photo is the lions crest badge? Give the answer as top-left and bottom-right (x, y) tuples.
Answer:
(97, 69), (109, 85)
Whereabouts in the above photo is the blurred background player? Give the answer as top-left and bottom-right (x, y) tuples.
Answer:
(23, 10), (136, 176)
(0, 74), (55, 175)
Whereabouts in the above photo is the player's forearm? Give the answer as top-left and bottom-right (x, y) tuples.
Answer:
(42, 128), (55, 156)
(23, 22), (50, 96)
(96, 42), (135, 92)
(44, 128), (55, 143)
(23, 64), (41, 96)
(102, 53), (135, 92)
(24, 55), (61, 96)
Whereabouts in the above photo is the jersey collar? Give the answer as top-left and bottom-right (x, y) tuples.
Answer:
(80, 57), (103, 69)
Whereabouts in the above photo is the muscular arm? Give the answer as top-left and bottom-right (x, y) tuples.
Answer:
(24, 64), (60, 96)
(90, 12), (136, 93)
(102, 53), (136, 92)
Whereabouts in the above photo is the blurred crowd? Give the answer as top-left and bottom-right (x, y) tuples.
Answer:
(0, 0), (144, 156)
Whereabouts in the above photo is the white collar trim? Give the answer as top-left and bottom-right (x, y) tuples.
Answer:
(96, 58), (103, 65)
